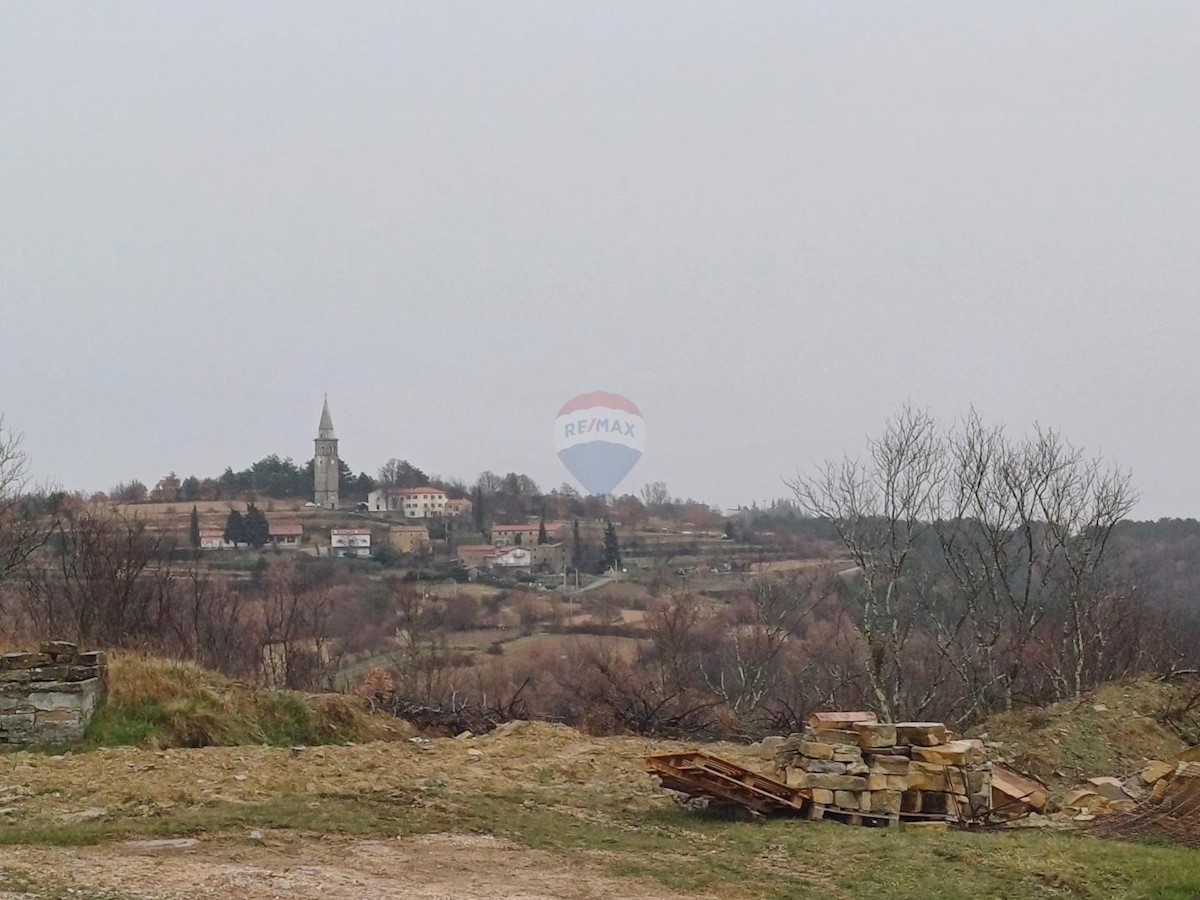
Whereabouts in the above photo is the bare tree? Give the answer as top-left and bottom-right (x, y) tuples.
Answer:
(23, 504), (166, 646)
(0, 419), (52, 587)
(701, 572), (828, 719)
(787, 407), (945, 721)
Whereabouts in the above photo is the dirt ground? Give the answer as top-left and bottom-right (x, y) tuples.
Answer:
(0, 724), (755, 899)
(0, 832), (709, 900)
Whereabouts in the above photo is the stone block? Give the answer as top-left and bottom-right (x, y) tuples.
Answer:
(78, 651), (106, 667)
(855, 722), (897, 749)
(912, 739), (985, 767)
(0, 653), (32, 670)
(866, 773), (888, 791)
(857, 790), (872, 811)
(757, 735), (785, 758)
(886, 775), (910, 791)
(28, 666), (71, 682)
(785, 769), (811, 788)
(806, 774), (868, 792)
(797, 740), (834, 760)
(811, 788), (834, 805)
(26, 679), (92, 694)
(846, 762), (869, 776)
(895, 722), (949, 746)
(62, 666), (100, 682)
(921, 791), (950, 815)
(0, 712), (36, 732)
(39, 641), (79, 662)
(805, 759), (847, 775)
(1086, 777), (1129, 801)
(808, 711), (877, 729)
(900, 790), (923, 813)
(870, 790), (902, 814)
(907, 763), (951, 792)
(810, 728), (861, 746)
(1141, 761), (1175, 784)
(833, 790), (859, 809)
(832, 747), (864, 763)
(29, 691), (86, 712)
(0, 671), (32, 684)
(868, 755), (913, 775)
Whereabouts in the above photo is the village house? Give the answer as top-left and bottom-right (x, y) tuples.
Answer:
(268, 522), (304, 548)
(330, 527), (372, 558)
(199, 527), (235, 550)
(388, 524), (430, 554)
(455, 544), (498, 570)
(444, 497), (472, 517)
(491, 523), (550, 546)
(532, 541), (567, 572)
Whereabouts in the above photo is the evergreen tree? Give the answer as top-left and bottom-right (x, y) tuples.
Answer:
(572, 517), (582, 567)
(243, 503), (270, 548)
(473, 486), (485, 533)
(602, 520), (621, 572)
(188, 505), (201, 550)
(538, 509), (548, 545)
(223, 509), (247, 546)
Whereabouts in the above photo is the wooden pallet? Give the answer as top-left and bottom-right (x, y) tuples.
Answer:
(646, 750), (810, 816)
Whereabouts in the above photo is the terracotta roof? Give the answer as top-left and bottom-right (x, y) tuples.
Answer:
(397, 487), (446, 496)
(199, 528), (225, 538)
(456, 545), (497, 554)
(269, 523), (303, 536)
(492, 524), (540, 532)
(332, 528), (372, 536)
(389, 525), (428, 533)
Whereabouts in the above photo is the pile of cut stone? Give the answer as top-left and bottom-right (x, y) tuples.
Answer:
(775, 711), (990, 825)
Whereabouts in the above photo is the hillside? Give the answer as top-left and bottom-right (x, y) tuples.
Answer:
(0, 660), (1193, 897)
(973, 678), (1194, 788)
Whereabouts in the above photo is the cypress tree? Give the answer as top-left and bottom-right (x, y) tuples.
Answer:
(223, 509), (247, 546)
(602, 520), (621, 572)
(188, 505), (201, 550)
(244, 503), (270, 548)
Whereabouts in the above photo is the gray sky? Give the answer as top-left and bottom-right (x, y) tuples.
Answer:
(3, 2), (1198, 516)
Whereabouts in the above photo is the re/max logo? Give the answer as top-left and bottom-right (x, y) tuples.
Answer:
(563, 418), (636, 438)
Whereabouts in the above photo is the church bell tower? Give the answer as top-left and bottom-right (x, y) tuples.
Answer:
(314, 396), (339, 509)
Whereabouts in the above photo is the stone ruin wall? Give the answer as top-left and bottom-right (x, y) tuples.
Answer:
(0, 642), (106, 745)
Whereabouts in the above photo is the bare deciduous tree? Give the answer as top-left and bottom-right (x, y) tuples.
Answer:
(0, 419), (52, 588)
(787, 407), (944, 721)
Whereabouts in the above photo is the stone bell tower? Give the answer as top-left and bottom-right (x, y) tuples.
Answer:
(313, 396), (339, 509)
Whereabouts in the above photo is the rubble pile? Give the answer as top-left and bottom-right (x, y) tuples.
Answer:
(773, 711), (991, 824)
(1062, 758), (1190, 820)
(0, 642), (106, 745)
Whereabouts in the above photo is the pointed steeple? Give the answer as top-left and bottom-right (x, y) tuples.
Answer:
(317, 395), (335, 439)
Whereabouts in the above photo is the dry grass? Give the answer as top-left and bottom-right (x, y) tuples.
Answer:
(86, 653), (413, 749)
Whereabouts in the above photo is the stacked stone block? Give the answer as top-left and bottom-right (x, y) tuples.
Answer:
(777, 712), (991, 822)
(0, 642), (106, 745)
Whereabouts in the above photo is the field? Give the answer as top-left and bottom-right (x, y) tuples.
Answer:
(0, 717), (1195, 899)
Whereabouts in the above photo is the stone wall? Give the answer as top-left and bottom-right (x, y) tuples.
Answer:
(0, 642), (106, 745)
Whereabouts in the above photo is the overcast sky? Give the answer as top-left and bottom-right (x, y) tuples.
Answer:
(2, 3), (1198, 516)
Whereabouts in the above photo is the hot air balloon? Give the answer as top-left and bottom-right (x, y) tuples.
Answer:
(554, 391), (645, 496)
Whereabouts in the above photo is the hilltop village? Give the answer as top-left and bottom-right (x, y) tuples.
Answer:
(99, 398), (784, 586)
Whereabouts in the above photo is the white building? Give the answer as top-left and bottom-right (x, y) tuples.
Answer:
(367, 486), (448, 517)
(491, 546), (533, 573)
(330, 527), (372, 558)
